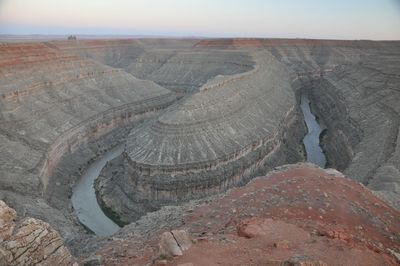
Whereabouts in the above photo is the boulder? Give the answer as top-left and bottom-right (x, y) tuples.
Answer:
(159, 230), (192, 258)
(159, 232), (183, 257)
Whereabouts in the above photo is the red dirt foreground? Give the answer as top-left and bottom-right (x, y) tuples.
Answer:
(97, 163), (400, 266)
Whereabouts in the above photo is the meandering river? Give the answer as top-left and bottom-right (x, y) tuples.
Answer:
(71, 145), (123, 236)
(71, 94), (327, 236)
(300, 94), (327, 168)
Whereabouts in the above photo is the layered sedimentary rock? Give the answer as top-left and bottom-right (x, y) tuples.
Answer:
(0, 200), (73, 266)
(126, 49), (254, 93)
(96, 50), (306, 222)
(52, 39), (254, 93)
(0, 42), (175, 196)
(0, 41), (176, 241)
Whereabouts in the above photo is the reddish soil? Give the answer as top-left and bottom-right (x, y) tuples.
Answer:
(0, 43), (85, 69)
(195, 38), (384, 48)
(96, 164), (400, 265)
(50, 39), (139, 51)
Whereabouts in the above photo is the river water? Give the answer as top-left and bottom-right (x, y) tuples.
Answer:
(71, 145), (123, 236)
(300, 94), (327, 168)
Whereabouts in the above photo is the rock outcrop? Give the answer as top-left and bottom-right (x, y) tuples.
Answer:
(95, 164), (400, 265)
(0, 200), (72, 266)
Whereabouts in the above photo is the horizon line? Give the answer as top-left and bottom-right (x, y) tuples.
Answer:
(1, 34), (400, 42)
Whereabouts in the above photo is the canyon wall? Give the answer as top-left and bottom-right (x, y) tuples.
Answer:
(263, 41), (400, 209)
(0, 42), (176, 197)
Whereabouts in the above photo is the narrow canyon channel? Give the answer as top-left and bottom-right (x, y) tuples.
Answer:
(71, 145), (123, 236)
(300, 94), (327, 168)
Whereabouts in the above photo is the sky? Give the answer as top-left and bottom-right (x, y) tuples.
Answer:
(0, 0), (399, 40)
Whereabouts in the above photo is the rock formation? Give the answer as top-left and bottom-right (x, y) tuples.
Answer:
(95, 50), (306, 222)
(0, 200), (73, 265)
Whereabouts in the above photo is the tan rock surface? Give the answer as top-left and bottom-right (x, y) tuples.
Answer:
(159, 232), (183, 257)
(0, 200), (72, 266)
(159, 230), (192, 258)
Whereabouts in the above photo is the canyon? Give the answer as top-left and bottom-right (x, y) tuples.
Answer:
(0, 38), (399, 265)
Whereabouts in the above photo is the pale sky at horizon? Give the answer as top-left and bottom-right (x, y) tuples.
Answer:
(0, 0), (399, 40)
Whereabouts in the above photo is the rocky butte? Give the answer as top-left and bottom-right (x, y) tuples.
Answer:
(0, 38), (399, 265)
